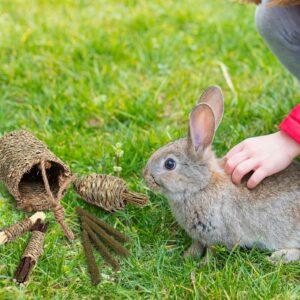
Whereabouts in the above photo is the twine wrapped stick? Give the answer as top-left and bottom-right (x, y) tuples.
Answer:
(0, 130), (74, 241)
(77, 207), (130, 284)
(14, 219), (49, 283)
(74, 174), (148, 212)
(0, 212), (45, 245)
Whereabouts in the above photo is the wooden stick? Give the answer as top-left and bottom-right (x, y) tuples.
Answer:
(76, 207), (129, 243)
(82, 216), (130, 257)
(82, 221), (119, 271)
(81, 228), (101, 285)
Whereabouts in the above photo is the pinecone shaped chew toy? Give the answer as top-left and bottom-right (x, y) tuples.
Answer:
(0, 130), (74, 241)
(74, 174), (148, 212)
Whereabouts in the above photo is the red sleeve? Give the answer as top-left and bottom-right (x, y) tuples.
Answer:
(279, 104), (300, 144)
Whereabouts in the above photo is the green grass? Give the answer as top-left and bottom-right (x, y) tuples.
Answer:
(0, 0), (299, 298)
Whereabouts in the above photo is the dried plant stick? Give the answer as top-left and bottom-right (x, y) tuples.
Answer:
(14, 219), (48, 283)
(82, 222), (119, 271)
(82, 216), (130, 257)
(76, 207), (129, 243)
(81, 228), (101, 285)
(0, 212), (46, 245)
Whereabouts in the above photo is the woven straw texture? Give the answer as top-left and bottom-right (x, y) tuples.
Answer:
(74, 174), (128, 211)
(74, 173), (148, 212)
(0, 130), (72, 212)
(22, 231), (45, 262)
(4, 217), (32, 243)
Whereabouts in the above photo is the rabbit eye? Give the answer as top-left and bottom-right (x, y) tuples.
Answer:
(164, 158), (176, 170)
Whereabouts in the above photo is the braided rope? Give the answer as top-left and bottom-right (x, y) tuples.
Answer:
(40, 158), (74, 241)
(4, 218), (32, 242)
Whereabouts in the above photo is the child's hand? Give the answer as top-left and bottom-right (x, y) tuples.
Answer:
(224, 131), (300, 189)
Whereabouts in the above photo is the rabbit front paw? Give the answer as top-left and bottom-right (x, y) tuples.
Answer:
(269, 249), (300, 264)
(183, 241), (206, 259)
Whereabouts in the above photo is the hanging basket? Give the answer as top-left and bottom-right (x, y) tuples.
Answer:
(0, 130), (74, 240)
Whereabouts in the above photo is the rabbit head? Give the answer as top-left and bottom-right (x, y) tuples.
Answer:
(144, 86), (224, 198)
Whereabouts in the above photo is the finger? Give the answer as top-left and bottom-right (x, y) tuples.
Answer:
(231, 159), (258, 185)
(225, 142), (244, 160)
(224, 151), (249, 175)
(247, 168), (268, 189)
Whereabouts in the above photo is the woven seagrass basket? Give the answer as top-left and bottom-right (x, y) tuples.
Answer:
(0, 130), (74, 240)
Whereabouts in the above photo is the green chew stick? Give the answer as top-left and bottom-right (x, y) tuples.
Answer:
(76, 207), (129, 243)
(82, 228), (101, 285)
(82, 216), (130, 257)
(82, 222), (119, 271)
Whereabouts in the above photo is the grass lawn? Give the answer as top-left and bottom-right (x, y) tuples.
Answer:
(0, 0), (299, 298)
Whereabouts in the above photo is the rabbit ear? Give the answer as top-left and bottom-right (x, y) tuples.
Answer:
(188, 103), (215, 153)
(198, 86), (224, 129)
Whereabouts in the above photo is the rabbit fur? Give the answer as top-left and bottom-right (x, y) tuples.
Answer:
(144, 86), (300, 263)
(246, 0), (300, 5)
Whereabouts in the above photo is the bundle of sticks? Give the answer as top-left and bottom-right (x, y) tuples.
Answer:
(76, 207), (130, 285)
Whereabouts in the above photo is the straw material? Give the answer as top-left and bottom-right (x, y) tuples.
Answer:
(14, 219), (49, 283)
(22, 230), (45, 261)
(74, 173), (148, 212)
(0, 130), (74, 240)
(0, 130), (71, 211)
(3, 218), (32, 243)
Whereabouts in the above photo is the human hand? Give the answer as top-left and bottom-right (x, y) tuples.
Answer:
(224, 131), (300, 189)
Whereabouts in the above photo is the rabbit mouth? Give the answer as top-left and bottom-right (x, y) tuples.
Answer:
(146, 174), (161, 190)
(151, 175), (160, 187)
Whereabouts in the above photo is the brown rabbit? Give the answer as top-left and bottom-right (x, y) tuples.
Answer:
(144, 86), (300, 263)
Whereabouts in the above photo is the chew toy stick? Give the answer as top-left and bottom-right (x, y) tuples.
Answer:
(83, 216), (130, 257)
(81, 228), (101, 285)
(14, 219), (48, 283)
(82, 222), (119, 271)
(76, 207), (129, 243)
(0, 212), (46, 245)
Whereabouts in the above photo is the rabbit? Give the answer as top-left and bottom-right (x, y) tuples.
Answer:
(245, 1), (300, 6)
(143, 86), (300, 263)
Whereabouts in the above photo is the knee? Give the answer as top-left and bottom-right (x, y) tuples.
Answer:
(255, 1), (300, 50)
(255, 2), (281, 44)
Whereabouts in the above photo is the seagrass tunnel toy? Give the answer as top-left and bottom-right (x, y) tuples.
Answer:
(74, 173), (148, 212)
(0, 130), (74, 240)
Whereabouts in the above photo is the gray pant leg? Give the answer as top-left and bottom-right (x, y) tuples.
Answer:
(255, 0), (300, 80)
